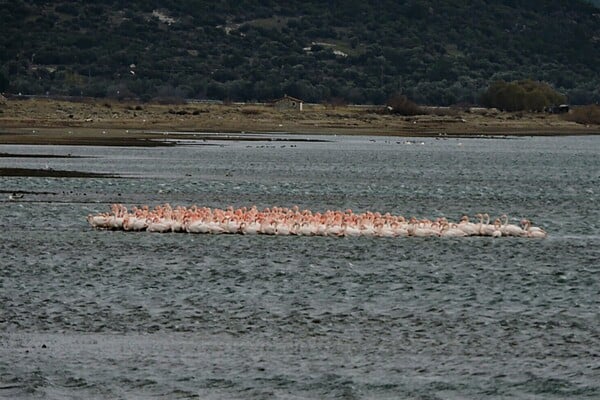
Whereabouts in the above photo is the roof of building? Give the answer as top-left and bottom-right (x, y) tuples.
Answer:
(274, 94), (303, 103)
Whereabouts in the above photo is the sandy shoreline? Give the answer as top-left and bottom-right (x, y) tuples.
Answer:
(0, 98), (599, 145)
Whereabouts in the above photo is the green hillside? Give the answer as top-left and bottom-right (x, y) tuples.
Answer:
(1, 0), (599, 105)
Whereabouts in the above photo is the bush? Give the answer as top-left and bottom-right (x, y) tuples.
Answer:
(55, 4), (79, 16)
(480, 79), (566, 112)
(0, 72), (8, 92)
(386, 94), (423, 115)
(562, 105), (600, 125)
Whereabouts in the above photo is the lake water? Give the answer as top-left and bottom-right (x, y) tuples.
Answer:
(1, 134), (599, 399)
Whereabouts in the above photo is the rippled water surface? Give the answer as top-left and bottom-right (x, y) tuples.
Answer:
(1, 135), (599, 399)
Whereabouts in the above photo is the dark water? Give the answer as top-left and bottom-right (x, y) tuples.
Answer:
(1, 135), (599, 399)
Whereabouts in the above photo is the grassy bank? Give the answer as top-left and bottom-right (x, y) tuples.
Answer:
(0, 98), (599, 145)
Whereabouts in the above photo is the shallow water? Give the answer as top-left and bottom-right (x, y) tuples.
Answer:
(1, 135), (599, 399)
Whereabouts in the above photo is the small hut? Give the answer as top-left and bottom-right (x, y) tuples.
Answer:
(273, 94), (303, 111)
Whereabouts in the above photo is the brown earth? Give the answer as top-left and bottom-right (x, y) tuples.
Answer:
(0, 97), (598, 145)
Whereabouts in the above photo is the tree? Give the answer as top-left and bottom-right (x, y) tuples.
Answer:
(386, 93), (423, 115)
(480, 80), (566, 111)
(2, 1), (599, 104)
(0, 72), (8, 92)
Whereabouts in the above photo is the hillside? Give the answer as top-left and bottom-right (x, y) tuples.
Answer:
(1, 0), (599, 105)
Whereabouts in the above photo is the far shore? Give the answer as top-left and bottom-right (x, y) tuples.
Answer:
(1, 97), (599, 145)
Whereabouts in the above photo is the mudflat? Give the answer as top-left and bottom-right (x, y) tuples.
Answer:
(0, 97), (598, 145)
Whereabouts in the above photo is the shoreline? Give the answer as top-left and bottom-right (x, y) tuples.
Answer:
(1, 98), (599, 145)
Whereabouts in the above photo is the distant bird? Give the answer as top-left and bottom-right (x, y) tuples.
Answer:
(8, 192), (24, 201)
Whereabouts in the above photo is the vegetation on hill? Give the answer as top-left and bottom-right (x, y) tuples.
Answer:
(480, 80), (566, 112)
(1, 0), (599, 105)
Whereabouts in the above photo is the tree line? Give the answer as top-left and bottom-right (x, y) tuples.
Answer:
(1, 0), (599, 105)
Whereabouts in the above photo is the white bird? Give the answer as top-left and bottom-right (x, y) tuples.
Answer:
(85, 205), (548, 239)
(521, 219), (547, 238)
(440, 223), (467, 237)
(499, 214), (526, 237)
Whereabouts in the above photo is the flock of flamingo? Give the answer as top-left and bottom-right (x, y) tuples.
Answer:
(86, 204), (547, 238)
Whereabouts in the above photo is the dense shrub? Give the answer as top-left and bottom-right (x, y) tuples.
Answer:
(386, 94), (423, 115)
(480, 80), (566, 112)
(55, 4), (79, 16)
(0, 72), (8, 92)
(562, 105), (600, 125)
